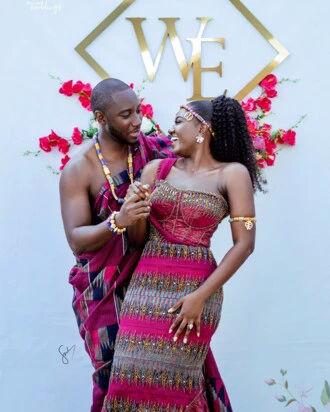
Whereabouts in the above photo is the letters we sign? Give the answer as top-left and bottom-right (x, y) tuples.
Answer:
(75, 0), (289, 101)
(126, 17), (224, 101)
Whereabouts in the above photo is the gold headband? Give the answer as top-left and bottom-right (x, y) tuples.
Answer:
(180, 105), (215, 137)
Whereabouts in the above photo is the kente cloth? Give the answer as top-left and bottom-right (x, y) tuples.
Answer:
(68, 133), (174, 412)
(102, 158), (233, 411)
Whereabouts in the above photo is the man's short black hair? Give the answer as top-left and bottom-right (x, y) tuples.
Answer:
(90, 78), (130, 113)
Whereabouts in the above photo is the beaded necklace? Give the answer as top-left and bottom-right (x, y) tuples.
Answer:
(93, 133), (134, 204)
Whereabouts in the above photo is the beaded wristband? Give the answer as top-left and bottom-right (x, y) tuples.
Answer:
(228, 217), (256, 231)
(106, 211), (126, 235)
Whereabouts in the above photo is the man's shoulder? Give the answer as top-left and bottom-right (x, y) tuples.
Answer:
(60, 141), (95, 184)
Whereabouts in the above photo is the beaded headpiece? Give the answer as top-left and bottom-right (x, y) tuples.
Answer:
(180, 105), (215, 137)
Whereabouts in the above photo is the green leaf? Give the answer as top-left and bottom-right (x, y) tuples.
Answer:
(321, 380), (330, 406)
(311, 407), (317, 412)
(276, 395), (287, 402)
(280, 369), (287, 376)
(284, 380), (288, 389)
(284, 399), (296, 407)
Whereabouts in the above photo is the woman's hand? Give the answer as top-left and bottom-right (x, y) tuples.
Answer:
(126, 181), (151, 201)
(168, 291), (206, 343)
(115, 194), (151, 228)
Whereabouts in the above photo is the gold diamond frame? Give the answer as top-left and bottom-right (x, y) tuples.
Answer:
(75, 0), (289, 100)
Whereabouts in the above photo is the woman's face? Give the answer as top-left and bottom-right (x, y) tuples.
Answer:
(168, 108), (201, 157)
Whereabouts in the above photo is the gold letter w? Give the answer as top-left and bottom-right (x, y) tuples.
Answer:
(126, 17), (225, 99)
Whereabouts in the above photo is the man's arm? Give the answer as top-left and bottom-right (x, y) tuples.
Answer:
(59, 160), (114, 255)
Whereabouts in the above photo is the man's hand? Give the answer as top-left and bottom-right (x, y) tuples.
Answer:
(115, 194), (151, 228)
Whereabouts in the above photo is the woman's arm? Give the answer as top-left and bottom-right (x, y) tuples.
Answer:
(127, 159), (162, 249)
(169, 163), (256, 341)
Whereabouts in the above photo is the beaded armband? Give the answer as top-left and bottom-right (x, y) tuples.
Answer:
(106, 211), (126, 235)
(228, 217), (256, 230)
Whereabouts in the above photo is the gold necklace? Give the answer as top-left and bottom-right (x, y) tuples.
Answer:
(93, 133), (133, 204)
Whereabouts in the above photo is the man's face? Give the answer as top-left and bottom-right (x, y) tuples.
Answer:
(102, 88), (143, 145)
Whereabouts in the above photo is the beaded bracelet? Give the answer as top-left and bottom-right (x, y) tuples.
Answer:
(228, 217), (256, 231)
(106, 211), (126, 235)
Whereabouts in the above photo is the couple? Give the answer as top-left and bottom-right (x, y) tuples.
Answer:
(60, 78), (263, 411)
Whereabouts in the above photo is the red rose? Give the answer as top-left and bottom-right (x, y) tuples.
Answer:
(60, 155), (71, 171)
(265, 137), (277, 156)
(141, 104), (153, 119)
(71, 127), (83, 145)
(78, 96), (92, 111)
(246, 115), (258, 137)
(39, 137), (52, 152)
(129, 83), (134, 89)
(59, 80), (74, 96)
(258, 158), (266, 168)
(58, 137), (70, 154)
(259, 74), (277, 91)
(282, 130), (296, 146)
(256, 97), (272, 112)
(242, 98), (257, 112)
(82, 82), (92, 96)
(48, 129), (60, 146)
(72, 81), (84, 94)
(260, 123), (271, 139)
(265, 153), (276, 166)
(252, 136), (266, 151)
(265, 88), (278, 98)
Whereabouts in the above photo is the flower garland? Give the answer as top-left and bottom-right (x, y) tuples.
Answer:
(25, 75), (304, 173)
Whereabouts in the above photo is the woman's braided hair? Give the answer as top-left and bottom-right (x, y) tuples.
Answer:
(188, 95), (266, 192)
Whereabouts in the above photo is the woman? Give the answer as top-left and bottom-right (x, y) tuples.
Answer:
(102, 95), (265, 411)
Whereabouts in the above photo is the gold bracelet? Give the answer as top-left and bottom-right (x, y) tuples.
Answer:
(106, 211), (126, 235)
(228, 216), (256, 230)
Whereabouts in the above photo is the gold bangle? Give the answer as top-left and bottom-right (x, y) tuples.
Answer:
(228, 217), (256, 230)
(107, 211), (126, 235)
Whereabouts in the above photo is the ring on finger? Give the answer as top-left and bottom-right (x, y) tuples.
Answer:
(188, 323), (194, 330)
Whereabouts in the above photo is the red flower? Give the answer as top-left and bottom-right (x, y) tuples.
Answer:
(242, 98), (257, 112)
(71, 127), (83, 145)
(141, 103), (153, 119)
(265, 153), (276, 166)
(260, 74), (278, 91)
(59, 80), (74, 96)
(256, 96), (272, 112)
(48, 129), (60, 146)
(273, 128), (286, 144)
(246, 115), (259, 137)
(265, 88), (278, 98)
(60, 155), (71, 171)
(81, 82), (92, 96)
(282, 129), (296, 146)
(78, 96), (92, 111)
(58, 137), (70, 154)
(258, 158), (266, 168)
(129, 83), (134, 89)
(72, 81), (85, 94)
(265, 137), (277, 156)
(39, 137), (52, 152)
(260, 123), (272, 139)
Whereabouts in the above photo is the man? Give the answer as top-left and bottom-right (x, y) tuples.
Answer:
(60, 78), (232, 412)
(60, 78), (173, 411)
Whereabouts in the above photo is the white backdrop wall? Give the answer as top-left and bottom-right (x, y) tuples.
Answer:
(1, 1), (330, 411)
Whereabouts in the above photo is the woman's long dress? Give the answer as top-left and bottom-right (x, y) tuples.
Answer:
(102, 158), (232, 411)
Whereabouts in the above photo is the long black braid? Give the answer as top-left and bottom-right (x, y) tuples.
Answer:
(188, 96), (266, 193)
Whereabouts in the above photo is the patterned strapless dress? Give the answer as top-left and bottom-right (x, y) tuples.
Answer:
(102, 158), (231, 412)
